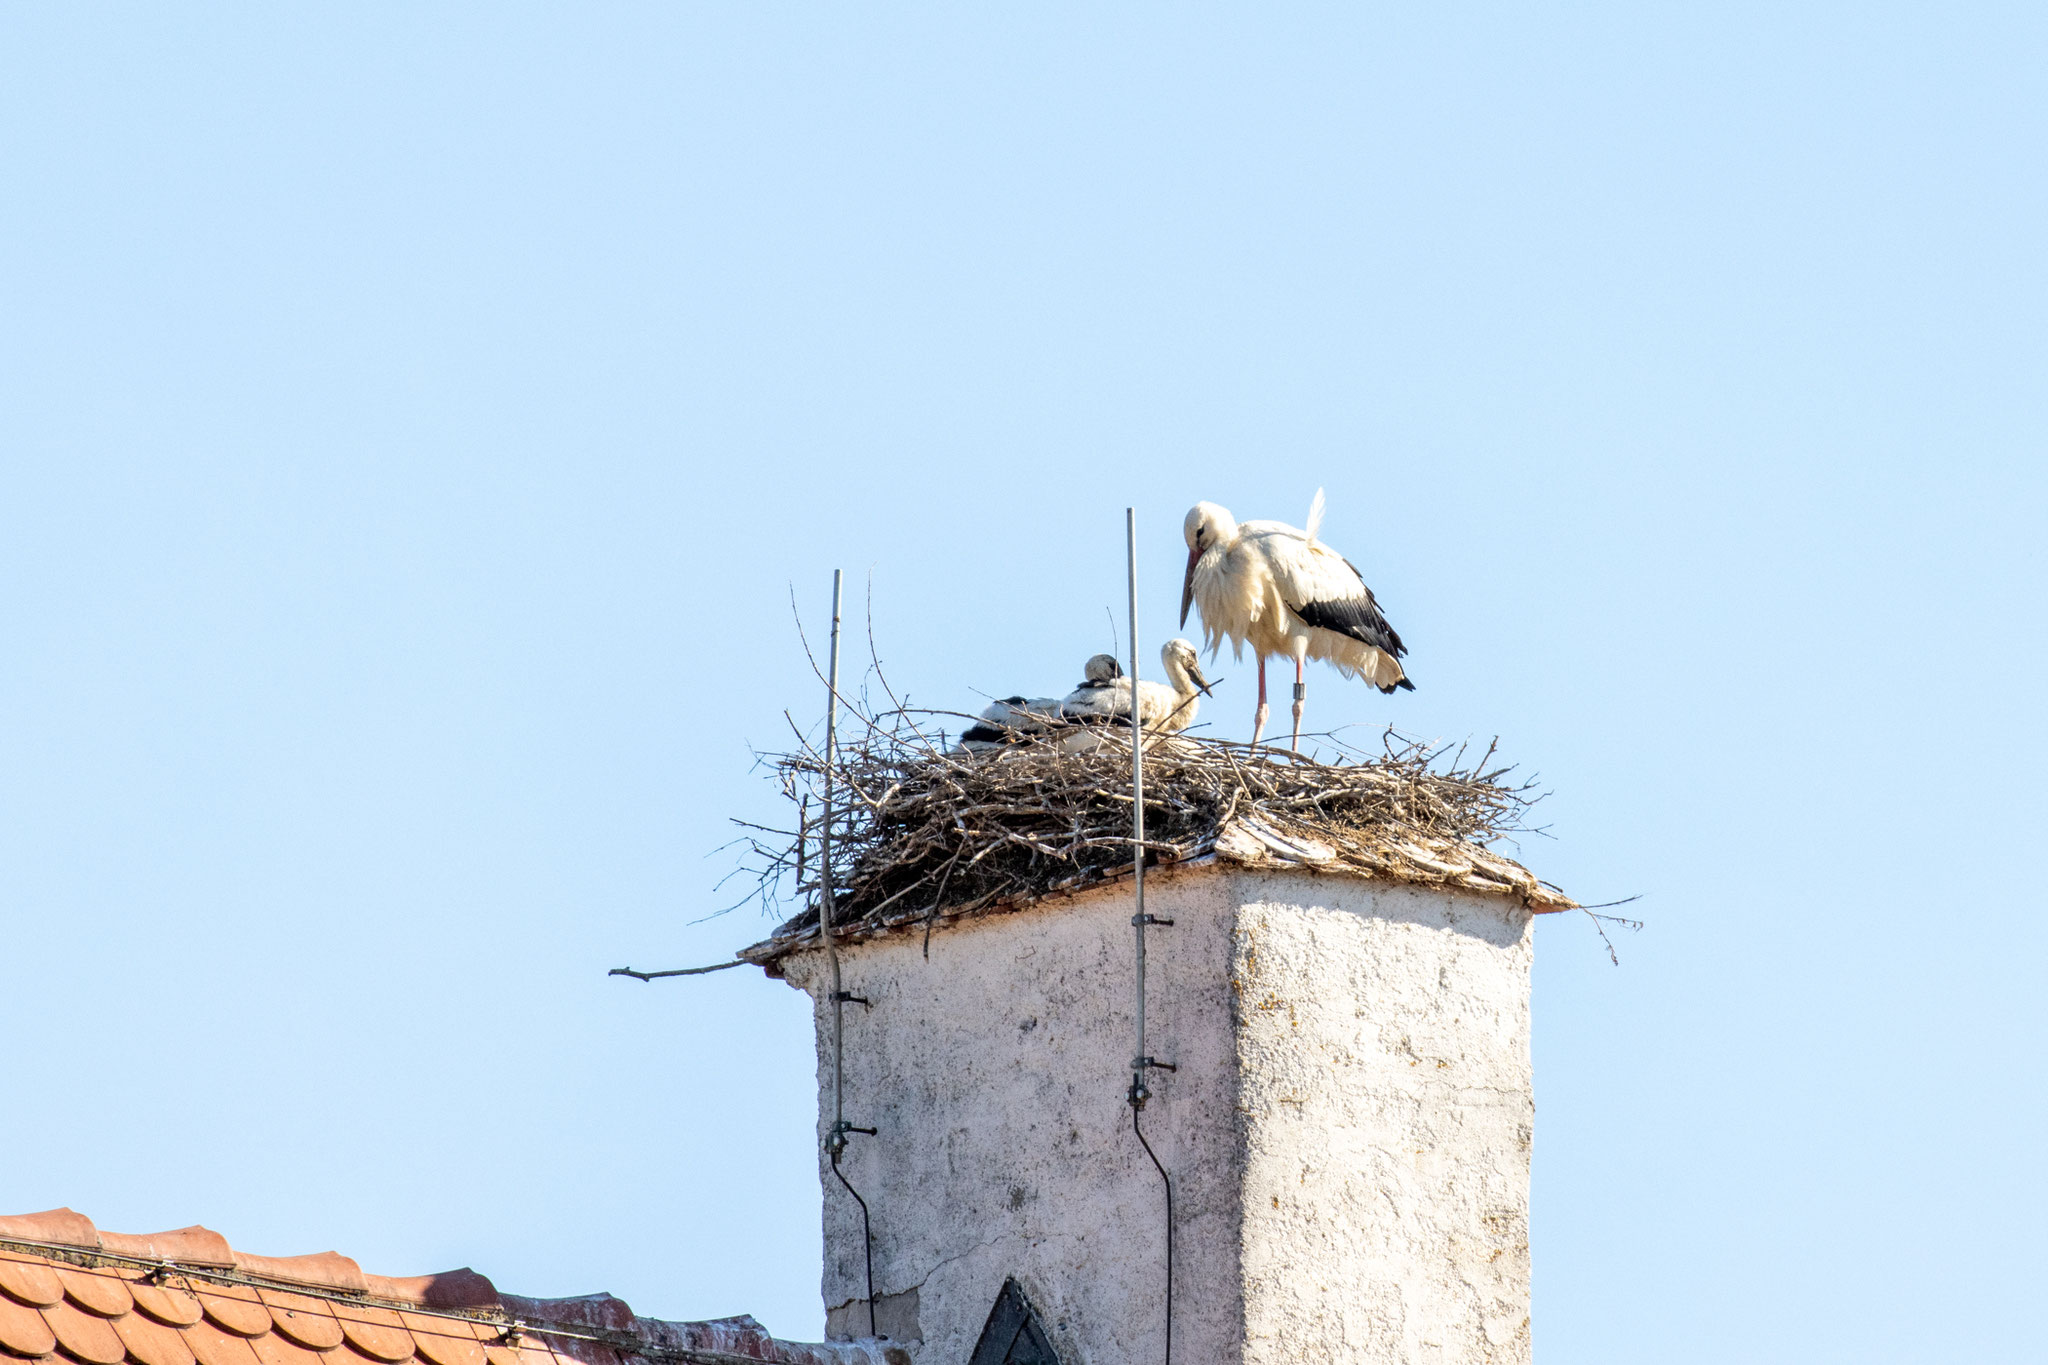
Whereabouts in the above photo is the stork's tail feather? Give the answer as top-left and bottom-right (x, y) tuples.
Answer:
(1381, 676), (1417, 694)
(1304, 486), (1326, 548)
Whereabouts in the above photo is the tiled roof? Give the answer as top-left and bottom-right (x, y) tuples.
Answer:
(0, 1211), (898, 1365)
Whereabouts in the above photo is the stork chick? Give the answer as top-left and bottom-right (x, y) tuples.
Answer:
(1180, 489), (1413, 750)
(955, 695), (1064, 749)
(1060, 638), (1213, 735)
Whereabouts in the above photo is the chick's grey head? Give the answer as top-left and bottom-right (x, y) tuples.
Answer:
(1082, 653), (1123, 683)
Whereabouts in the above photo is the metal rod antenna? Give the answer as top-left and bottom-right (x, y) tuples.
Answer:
(822, 568), (846, 1131)
(1125, 509), (1175, 1365)
(1128, 508), (1147, 1078)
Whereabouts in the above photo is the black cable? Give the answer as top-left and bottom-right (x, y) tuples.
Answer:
(1130, 1101), (1173, 1365)
(1125, 510), (1172, 1365)
(819, 570), (877, 1342)
(829, 1151), (877, 1339)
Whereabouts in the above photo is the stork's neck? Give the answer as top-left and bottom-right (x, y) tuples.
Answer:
(1160, 654), (1199, 699)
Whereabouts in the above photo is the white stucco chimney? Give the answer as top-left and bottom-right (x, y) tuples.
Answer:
(750, 840), (1558, 1365)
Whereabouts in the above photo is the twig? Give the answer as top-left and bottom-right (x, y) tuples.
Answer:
(609, 962), (746, 981)
(1578, 895), (1645, 966)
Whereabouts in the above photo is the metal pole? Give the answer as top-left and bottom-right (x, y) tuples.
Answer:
(1128, 509), (1147, 1079)
(1125, 510), (1174, 1365)
(822, 569), (846, 1133)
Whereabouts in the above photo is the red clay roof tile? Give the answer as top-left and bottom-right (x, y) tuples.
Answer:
(329, 1326), (405, 1365)
(97, 1230), (233, 1268)
(229, 1258), (363, 1299)
(249, 1327), (329, 1365)
(0, 1259), (64, 1310)
(0, 1293), (57, 1358)
(194, 1288), (270, 1340)
(359, 1276), (495, 1313)
(254, 1296), (340, 1354)
(128, 1285), (204, 1330)
(41, 1301), (126, 1365)
(52, 1271), (128, 1322)
(399, 1318), (483, 1365)
(493, 1299), (630, 1337)
(111, 1310), (198, 1365)
(328, 1307), (410, 1364)
(0, 1211), (882, 1365)
(0, 1213), (96, 1252)
(184, 1319), (262, 1365)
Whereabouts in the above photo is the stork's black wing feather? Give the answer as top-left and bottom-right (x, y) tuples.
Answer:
(1289, 565), (1408, 661)
(961, 698), (1050, 744)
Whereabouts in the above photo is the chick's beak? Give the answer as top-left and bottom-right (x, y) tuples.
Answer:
(1179, 546), (1200, 628)
(1189, 658), (1214, 697)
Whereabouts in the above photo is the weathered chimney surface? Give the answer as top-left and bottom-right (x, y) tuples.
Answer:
(762, 860), (1537, 1364)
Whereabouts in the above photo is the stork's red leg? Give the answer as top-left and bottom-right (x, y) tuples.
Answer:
(1290, 650), (1307, 752)
(1252, 656), (1270, 748)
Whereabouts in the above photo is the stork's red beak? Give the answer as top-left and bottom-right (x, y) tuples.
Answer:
(1179, 546), (1199, 628)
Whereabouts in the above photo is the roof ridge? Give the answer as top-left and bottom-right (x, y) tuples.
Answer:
(0, 1239), (499, 1316)
(0, 1211), (897, 1364)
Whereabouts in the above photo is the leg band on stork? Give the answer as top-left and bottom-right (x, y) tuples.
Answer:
(1289, 640), (1310, 752)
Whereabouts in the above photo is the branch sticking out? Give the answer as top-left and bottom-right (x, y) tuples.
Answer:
(609, 961), (746, 981)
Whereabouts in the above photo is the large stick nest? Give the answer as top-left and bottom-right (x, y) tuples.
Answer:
(732, 687), (1568, 958)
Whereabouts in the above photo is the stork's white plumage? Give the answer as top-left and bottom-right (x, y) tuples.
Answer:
(1059, 638), (1213, 735)
(1180, 489), (1413, 750)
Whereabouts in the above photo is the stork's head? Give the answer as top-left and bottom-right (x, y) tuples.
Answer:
(1181, 502), (1237, 627)
(1081, 653), (1123, 684)
(1183, 501), (1236, 552)
(1160, 638), (1213, 696)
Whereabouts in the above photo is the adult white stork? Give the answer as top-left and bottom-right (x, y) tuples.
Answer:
(1060, 638), (1213, 736)
(955, 654), (1123, 750)
(1180, 489), (1413, 750)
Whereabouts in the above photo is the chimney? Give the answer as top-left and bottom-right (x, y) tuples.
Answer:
(747, 841), (1562, 1364)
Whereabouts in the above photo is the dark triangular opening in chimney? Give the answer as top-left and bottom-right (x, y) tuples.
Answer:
(967, 1278), (1061, 1365)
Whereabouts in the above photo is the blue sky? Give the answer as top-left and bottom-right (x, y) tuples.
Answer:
(3, 6), (2043, 1360)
